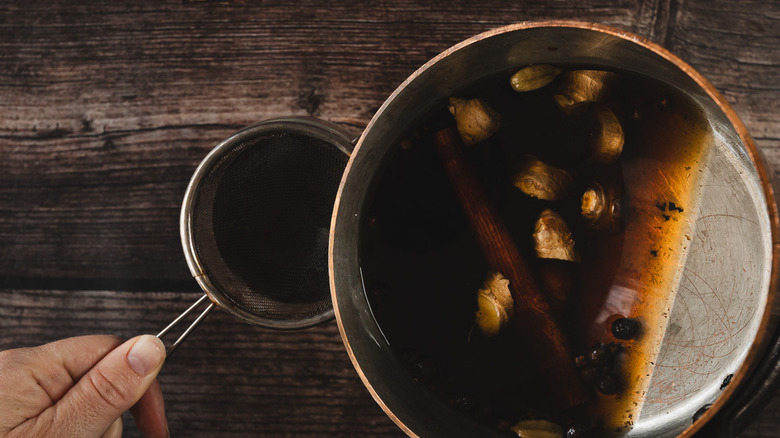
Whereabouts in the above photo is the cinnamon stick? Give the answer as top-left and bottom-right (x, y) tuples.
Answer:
(432, 126), (587, 408)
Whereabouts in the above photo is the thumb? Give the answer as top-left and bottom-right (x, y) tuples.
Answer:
(46, 335), (166, 438)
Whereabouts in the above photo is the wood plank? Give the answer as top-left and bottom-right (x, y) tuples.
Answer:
(0, 1), (778, 437)
(0, 129), (217, 283)
(0, 0), (648, 286)
(0, 288), (404, 437)
(746, 392), (780, 438)
(664, 0), (780, 170)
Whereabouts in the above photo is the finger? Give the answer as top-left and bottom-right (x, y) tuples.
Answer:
(0, 346), (57, 428)
(130, 379), (169, 438)
(0, 335), (123, 428)
(39, 335), (166, 438)
(37, 335), (123, 402)
(44, 335), (124, 381)
(101, 417), (123, 438)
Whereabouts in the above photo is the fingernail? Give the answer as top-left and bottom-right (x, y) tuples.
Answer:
(127, 335), (165, 376)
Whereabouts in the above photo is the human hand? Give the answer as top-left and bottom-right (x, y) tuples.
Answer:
(0, 335), (168, 438)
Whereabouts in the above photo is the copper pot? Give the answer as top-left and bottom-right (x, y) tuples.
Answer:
(329, 21), (780, 437)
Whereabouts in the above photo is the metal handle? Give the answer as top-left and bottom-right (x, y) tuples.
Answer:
(157, 293), (215, 356)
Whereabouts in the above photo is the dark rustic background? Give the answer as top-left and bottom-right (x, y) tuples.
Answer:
(1, 1), (778, 437)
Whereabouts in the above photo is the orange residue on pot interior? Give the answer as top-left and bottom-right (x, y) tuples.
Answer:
(577, 90), (713, 433)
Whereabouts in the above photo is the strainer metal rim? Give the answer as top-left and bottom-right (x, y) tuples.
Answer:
(180, 116), (355, 330)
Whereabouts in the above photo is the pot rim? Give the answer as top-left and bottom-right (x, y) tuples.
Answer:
(329, 20), (780, 438)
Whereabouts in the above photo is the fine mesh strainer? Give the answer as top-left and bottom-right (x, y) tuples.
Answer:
(157, 117), (354, 354)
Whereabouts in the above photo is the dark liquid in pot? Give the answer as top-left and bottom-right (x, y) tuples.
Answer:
(359, 67), (712, 435)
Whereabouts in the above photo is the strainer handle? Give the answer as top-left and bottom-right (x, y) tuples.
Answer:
(157, 293), (214, 356)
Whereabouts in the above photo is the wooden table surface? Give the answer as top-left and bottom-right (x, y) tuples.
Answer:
(1, 1), (778, 437)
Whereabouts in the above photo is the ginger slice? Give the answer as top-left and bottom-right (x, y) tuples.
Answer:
(533, 209), (580, 262)
(475, 272), (514, 336)
(448, 97), (502, 146)
(554, 70), (617, 115)
(512, 158), (574, 201)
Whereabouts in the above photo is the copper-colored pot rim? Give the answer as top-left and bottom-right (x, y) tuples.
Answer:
(330, 20), (780, 438)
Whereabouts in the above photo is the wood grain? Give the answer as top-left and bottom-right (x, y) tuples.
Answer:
(0, 0), (778, 437)
(0, 288), (404, 437)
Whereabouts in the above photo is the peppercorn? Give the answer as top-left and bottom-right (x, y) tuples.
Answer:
(612, 317), (640, 340)
(588, 345), (610, 366)
(598, 374), (619, 394)
(580, 366), (601, 385)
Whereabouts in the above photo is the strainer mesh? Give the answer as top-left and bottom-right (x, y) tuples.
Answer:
(191, 131), (348, 323)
